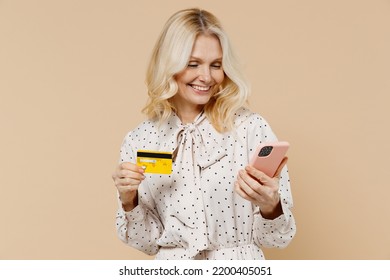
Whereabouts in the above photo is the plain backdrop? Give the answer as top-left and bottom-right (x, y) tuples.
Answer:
(1, 0), (389, 259)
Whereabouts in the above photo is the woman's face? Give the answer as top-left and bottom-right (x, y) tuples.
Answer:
(173, 34), (225, 121)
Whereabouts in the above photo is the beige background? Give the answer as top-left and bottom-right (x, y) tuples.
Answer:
(1, 0), (389, 260)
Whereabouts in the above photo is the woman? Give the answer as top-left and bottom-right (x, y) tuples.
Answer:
(112, 8), (296, 260)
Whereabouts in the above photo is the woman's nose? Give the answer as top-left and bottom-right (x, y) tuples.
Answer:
(198, 67), (211, 83)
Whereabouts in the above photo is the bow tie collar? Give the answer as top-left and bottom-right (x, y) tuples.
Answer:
(172, 112), (227, 170)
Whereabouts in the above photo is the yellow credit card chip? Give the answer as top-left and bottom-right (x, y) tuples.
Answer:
(136, 150), (172, 174)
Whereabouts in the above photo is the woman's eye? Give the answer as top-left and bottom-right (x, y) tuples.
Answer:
(187, 63), (221, 69)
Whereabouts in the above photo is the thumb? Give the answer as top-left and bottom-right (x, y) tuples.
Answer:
(274, 156), (288, 178)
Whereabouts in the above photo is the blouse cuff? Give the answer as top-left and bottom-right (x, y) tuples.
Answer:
(254, 202), (290, 229)
(122, 204), (146, 223)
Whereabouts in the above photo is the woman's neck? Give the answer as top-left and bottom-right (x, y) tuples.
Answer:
(176, 108), (203, 124)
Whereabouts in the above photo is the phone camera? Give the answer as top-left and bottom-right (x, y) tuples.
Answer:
(259, 146), (273, 157)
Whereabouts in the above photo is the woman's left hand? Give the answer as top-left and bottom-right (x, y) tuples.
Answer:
(235, 157), (288, 219)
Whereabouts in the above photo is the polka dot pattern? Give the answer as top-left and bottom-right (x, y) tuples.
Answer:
(115, 107), (296, 259)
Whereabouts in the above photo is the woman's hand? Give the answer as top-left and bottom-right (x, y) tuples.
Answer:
(112, 162), (145, 211)
(235, 157), (288, 219)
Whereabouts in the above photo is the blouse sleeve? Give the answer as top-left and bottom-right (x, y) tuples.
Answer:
(246, 114), (297, 249)
(115, 132), (163, 255)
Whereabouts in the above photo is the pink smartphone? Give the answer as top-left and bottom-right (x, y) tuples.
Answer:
(249, 141), (289, 177)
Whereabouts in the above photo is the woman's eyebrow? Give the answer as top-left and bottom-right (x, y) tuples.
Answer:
(189, 56), (223, 62)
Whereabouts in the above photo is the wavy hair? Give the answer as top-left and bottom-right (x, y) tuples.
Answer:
(142, 8), (250, 132)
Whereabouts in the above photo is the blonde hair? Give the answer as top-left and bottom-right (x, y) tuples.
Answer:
(142, 8), (250, 132)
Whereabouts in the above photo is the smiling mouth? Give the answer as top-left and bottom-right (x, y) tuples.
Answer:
(190, 84), (212, 92)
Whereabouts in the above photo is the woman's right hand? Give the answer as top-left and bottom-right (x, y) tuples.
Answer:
(112, 162), (145, 211)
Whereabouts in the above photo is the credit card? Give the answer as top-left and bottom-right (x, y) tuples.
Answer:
(136, 150), (173, 174)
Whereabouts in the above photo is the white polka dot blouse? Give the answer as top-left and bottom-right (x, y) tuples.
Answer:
(115, 107), (296, 260)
